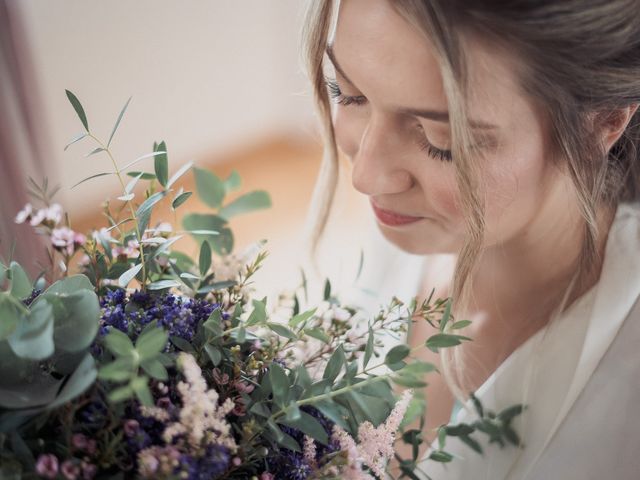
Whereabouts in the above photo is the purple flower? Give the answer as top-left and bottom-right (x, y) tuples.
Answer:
(35, 454), (59, 479)
(124, 419), (140, 437)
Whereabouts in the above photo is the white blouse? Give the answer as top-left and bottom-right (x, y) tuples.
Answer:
(342, 200), (640, 479)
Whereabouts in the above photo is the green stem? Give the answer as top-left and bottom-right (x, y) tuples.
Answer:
(88, 133), (148, 289)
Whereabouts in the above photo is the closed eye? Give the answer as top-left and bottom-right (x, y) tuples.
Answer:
(324, 76), (453, 162)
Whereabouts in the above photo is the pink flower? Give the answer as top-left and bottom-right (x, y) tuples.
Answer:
(14, 203), (33, 224)
(30, 203), (63, 227)
(35, 454), (59, 479)
(71, 433), (88, 450)
(259, 473), (274, 480)
(61, 460), (81, 480)
(124, 419), (140, 437)
(51, 227), (86, 256)
(86, 439), (97, 455)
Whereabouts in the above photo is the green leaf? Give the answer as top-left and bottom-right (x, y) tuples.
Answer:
(288, 307), (317, 328)
(108, 384), (134, 403)
(315, 400), (350, 430)
(267, 322), (297, 340)
(154, 141), (169, 187)
(218, 190), (271, 219)
(170, 335), (196, 354)
(425, 333), (472, 353)
(391, 375), (428, 388)
(98, 357), (135, 382)
(172, 191), (192, 209)
(136, 190), (167, 220)
(203, 309), (223, 336)
(323, 345), (345, 383)
(127, 171), (156, 180)
(104, 328), (135, 357)
(363, 324), (374, 368)
(439, 298), (453, 332)
(125, 172), (144, 195)
(7, 300), (54, 360)
(199, 241), (211, 276)
(385, 344), (410, 366)
(135, 326), (168, 361)
(304, 328), (330, 344)
(65, 90), (89, 131)
(9, 262), (32, 300)
(39, 289), (100, 352)
(141, 358), (168, 381)
(167, 160), (194, 189)
(204, 344), (222, 366)
(269, 363), (289, 407)
(48, 353), (97, 409)
(122, 150), (167, 172)
(45, 274), (94, 295)
(278, 411), (329, 445)
(285, 402), (301, 422)
(323, 278), (331, 301)
(450, 320), (472, 330)
(71, 172), (113, 189)
(85, 147), (105, 157)
(107, 96), (132, 148)
(64, 132), (87, 151)
(147, 280), (181, 290)
(429, 450), (453, 463)
(245, 299), (267, 326)
(118, 263), (143, 288)
(224, 170), (241, 192)
(194, 167), (225, 209)
(131, 376), (154, 407)
(445, 424), (474, 436)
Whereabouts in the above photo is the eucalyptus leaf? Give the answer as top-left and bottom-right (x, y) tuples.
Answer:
(147, 280), (181, 291)
(172, 191), (192, 209)
(7, 300), (54, 360)
(269, 363), (289, 407)
(118, 263), (143, 288)
(218, 190), (271, 220)
(167, 160), (194, 188)
(48, 353), (97, 409)
(193, 167), (225, 209)
(154, 141), (168, 187)
(199, 241), (211, 276)
(223, 170), (241, 192)
(277, 411), (329, 445)
(71, 172), (113, 190)
(323, 345), (345, 383)
(9, 262), (32, 300)
(63, 132), (87, 151)
(85, 147), (106, 158)
(385, 344), (411, 366)
(107, 96), (132, 148)
(65, 90), (89, 131)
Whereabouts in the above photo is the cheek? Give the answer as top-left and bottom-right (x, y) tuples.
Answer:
(332, 109), (362, 158)
(483, 141), (550, 241)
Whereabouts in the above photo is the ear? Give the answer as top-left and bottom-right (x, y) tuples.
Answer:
(596, 102), (639, 154)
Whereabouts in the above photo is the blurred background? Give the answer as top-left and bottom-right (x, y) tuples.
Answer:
(1, 0), (425, 315)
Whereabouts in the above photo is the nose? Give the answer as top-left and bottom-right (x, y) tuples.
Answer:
(350, 113), (414, 196)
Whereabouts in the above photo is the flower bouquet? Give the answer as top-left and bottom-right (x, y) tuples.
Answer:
(0, 91), (524, 480)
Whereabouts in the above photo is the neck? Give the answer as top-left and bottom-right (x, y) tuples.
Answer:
(467, 195), (616, 341)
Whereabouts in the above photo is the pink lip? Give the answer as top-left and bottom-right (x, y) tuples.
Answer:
(370, 200), (423, 227)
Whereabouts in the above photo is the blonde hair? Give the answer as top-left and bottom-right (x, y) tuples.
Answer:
(299, 0), (640, 453)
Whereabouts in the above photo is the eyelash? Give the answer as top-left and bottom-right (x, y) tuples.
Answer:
(323, 76), (453, 162)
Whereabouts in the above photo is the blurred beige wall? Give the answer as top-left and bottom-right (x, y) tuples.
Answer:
(14, 1), (382, 306)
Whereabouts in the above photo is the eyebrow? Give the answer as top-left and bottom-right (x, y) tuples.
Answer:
(325, 43), (499, 130)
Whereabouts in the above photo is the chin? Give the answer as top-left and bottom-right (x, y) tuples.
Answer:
(375, 221), (458, 255)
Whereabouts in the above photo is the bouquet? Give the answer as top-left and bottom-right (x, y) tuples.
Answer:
(0, 91), (524, 480)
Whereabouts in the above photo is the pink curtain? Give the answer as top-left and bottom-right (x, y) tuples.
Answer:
(0, 0), (50, 277)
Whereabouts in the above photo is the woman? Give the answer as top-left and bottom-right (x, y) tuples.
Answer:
(301, 0), (640, 478)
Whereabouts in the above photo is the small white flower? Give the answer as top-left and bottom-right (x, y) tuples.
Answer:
(14, 203), (33, 224)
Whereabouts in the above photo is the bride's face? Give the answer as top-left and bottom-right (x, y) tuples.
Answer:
(327, 0), (563, 255)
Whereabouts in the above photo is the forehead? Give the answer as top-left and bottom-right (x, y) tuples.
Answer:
(331, 0), (535, 132)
